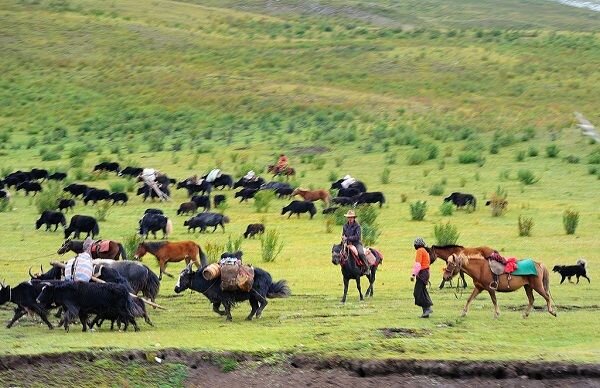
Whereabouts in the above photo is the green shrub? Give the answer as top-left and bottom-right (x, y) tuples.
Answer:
(458, 151), (481, 164)
(260, 229), (284, 262)
(204, 241), (225, 264)
(564, 155), (580, 164)
(424, 143), (439, 160)
(226, 234), (244, 252)
(546, 144), (560, 158)
(361, 223), (381, 246)
(434, 222), (460, 245)
(333, 206), (351, 226)
(489, 142), (500, 154)
(400, 194), (408, 203)
(528, 146), (539, 157)
(253, 190), (276, 213)
(124, 179), (137, 193)
(429, 183), (445, 196)
(109, 181), (126, 193)
(40, 150), (61, 161)
(588, 149), (600, 164)
(35, 182), (62, 214)
(588, 166), (598, 175)
(0, 198), (12, 213)
(95, 201), (111, 222)
(515, 150), (525, 162)
(489, 186), (508, 217)
(381, 167), (390, 184)
(518, 215), (534, 237)
(563, 209), (579, 235)
(356, 205), (378, 226)
(439, 201), (454, 216)
(312, 158), (326, 170)
(517, 169), (539, 185)
(410, 200), (427, 221)
(328, 171), (338, 182)
(407, 152), (426, 166)
(123, 233), (144, 260)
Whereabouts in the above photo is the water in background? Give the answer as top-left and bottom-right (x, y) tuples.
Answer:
(551, 0), (600, 11)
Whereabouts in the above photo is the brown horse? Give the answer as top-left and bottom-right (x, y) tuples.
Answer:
(443, 253), (556, 319)
(267, 164), (296, 179)
(292, 188), (330, 205)
(428, 244), (498, 289)
(134, 241), (208, 280)
(57, 238), (127, 260)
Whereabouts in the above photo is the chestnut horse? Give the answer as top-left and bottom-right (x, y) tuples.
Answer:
(57, 238), (127, 261)
(443, 253), (556, 319)
(134, 241), (208, 280)
(267, 164), (295, 179)
(428, 245), (498, 289)
(292, 188), (330, 205)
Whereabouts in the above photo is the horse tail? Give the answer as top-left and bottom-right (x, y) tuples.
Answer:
(542, 264), (551, 296)
(197, 244), (208, 267)
(143, 265), (161, 302)
(166, 219), (173, 237)
(267, 279), (291, 299)
(118, 243), (127, 261)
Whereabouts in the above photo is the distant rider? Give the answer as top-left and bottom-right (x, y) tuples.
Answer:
(342, 210), (370, 276)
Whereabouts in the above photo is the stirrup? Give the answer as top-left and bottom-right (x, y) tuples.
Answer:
(489, 280), (498, 290)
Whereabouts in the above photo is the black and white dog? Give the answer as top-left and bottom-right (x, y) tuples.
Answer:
(553, 259), (590, 284)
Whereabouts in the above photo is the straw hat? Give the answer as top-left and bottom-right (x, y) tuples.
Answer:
(344, 210), (356, 218)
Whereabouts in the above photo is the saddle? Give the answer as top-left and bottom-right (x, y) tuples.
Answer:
(91, 240), (110, 254)
(346, 245), (379, 267)
(488, 255), (518, 290)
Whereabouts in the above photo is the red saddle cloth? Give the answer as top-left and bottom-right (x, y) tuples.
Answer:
(92, 240), (110, 254)
(346, 246), (383, 268)
(505, 258), (517, 273)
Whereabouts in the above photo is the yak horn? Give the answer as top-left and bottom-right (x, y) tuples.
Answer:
(29, 266), (34, 278)
(40, 264), (44, 274)
(51, 261), (65, 268)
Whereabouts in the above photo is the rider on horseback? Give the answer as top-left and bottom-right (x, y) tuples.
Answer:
(275, 153), (288, 174)
(342, 210), (370, 276)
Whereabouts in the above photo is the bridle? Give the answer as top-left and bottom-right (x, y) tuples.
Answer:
(444, 254), (465, 299)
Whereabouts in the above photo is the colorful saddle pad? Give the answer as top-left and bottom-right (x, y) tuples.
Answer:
(512, 259), (538, 276)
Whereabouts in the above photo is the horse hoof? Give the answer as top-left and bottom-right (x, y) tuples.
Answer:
(460, 311), (467, 317)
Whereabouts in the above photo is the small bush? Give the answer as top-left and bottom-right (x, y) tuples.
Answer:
(95, 201), (111, 222)
(400, 193), (408, 203)
(434, 222), (460, 245)
(563, 209), (579, 235)
(517, 169), (539, 185)
(328, 171), (338, 182)
(407, 152), (426, 166)
(518, 215), (534, 237)
(528, 146), (538, 157)
(439, 201), (454, 216)
(489, 186), (508, 217)
(312, 158), (326, 170)
(564, 155), (580, 164)
(40, 150), (61, 161)
(515, 150), (525, 162)
(458, 151), (481, 164)
(546, 144), (560, 158)
(356, 205), (378, 226)
(261, 229), (284, 262)
(410, 201), (427, 221)
(226, 234), (244, 252)
(489, 142), (500, 154)
(381, 167), (390, 184)
(588, 149), (600, 164)
(424, 143), (439, 160)
(109, 181), (126, 193)
(588, 166), (598, 175)
(253, 190), (276, 213)
(361, 223), (381, 246)
(204, 241), (225, 264)
(429, 183), (445, 196)
(35, 182), (62, 214)
(0, 198), (12, 213)
(124, 179), (137, 193)
(123, 233), (144, 260)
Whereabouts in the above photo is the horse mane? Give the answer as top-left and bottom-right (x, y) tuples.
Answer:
(432, 244), (464, 249)
(143, 241), (167, 254)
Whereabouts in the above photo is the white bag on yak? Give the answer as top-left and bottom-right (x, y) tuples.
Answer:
(205, 169), (221, 183)
(64, 252), (93, 282)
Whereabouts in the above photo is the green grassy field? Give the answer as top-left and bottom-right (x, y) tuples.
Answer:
(0, 0), (599, 364)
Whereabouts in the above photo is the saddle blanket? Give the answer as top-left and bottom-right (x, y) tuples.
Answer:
(512, 259), (537, 276)
(92, 240), (110, 253)
(347, 245), (381, 267)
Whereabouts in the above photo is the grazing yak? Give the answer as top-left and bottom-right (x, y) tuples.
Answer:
(48, 172), (67, 181)
(16, 181), (42, 196)
(214, 194), (226, 208)
(353, 191), (386, 208)
(93, 162), (120, 174)
(191, 195), (211, 212)
(281, 200), (317, 219)
(119, 166), (143, 178)
(30, 168), (49, 181)
(63, 183), (89, 198)
(0, 280), (55, 329)
(64, 215), (100, 239)
(233, 176), (265, 190)
(184, 213), (230, 233)
(177, 201), (198, 216)
(57, 198), (76, 212)
(177, 179), (212, 197)
(139, 213), (172, 239)
(243, 223), (265, 238)
(234, 188), (259, 202)
(83, 188), (110, 205)
(35, 210), (67, 231)
(144, 208), (164, 215)
(36, 281), (143, 332)
(331, 178), (367, 193)
(202, 173), (233, 190)
(108, 192), (128, 205)
(444, 192), (477, 209)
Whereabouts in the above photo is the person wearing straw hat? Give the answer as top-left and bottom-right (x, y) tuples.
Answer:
(341, 209), (370, 276)
(411, 237), (433, 318)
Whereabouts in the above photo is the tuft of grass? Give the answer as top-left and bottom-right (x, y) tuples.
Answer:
(563, 209), (579, 235)
(434, 222), (460, 245)
(410, 200), (427, 221)
(260, 229), (284, 262)
(253, 190), (276, 213)
(439, 201), (454, 216)
(546, 144), (560, 158)
(518, 215), (534, 237)
(517, 169), (539, 185)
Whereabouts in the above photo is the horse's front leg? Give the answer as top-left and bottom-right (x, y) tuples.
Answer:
(356, 277), (364, 301)
(488, 289), (500, 319)
(341, 277), (349, 304)
(439, 278), (447, 289)
(461, 287), (483, 317)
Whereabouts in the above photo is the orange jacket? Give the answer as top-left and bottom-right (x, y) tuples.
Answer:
(415, 247), (430, 270)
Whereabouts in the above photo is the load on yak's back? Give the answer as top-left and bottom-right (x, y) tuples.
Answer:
(203, 251), (255, 292)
